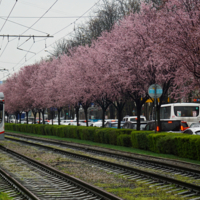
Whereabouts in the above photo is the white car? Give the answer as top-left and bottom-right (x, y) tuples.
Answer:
(183, 128), (200, 135)
(123, 115), (146, 122)
(60, 120), (72, 125)
(190, 123), (200, 128)
(93, 119), (118, 127)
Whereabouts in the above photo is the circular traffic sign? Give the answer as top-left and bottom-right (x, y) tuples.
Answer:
(148, 84), (163, 98)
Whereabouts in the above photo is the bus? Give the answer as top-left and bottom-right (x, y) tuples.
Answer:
(160, 103), (200, 126)
(0, 92), (4, 140)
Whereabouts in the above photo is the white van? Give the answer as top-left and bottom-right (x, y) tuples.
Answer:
(123, 115), (146, 122)
(160, 103), (200, 126)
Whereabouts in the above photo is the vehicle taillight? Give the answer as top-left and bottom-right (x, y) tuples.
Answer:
(180, 125), (184, 131)
(168, 121), (172, 123)
(156, 126), (160, 132)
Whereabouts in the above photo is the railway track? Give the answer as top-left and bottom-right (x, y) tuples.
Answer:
(4, 132), (200, 199)
(0, 165), (39, 200)
(0, 145), (122, 200)
(5, 132), (200, 179)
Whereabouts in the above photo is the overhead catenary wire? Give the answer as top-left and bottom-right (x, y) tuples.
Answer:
(1, 0), (102, 79)
(0, 0), (18, 33)
(0, 0), (58, 61)
(20, 0), (59, 35)
(0, 17), (50, 35)
(53, 0), (102, 36)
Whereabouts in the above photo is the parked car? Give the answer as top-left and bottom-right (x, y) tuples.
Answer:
(105, 121), (125, 128)
(60, 120), (72, 125)
(79, 120), (93, 126)
(123, 115), (146, 122)
(20, 120), (27, 124)
(190, 123), (200, 128)
(144, 119), (189, 132)
(183, 127), (200, 135)
(122, 121), (147, 130)
(93, 119), (118, 127)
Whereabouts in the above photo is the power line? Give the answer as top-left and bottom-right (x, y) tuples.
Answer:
(53, 0), (101, 36)
(0, 17), (50, 35)
(20, 0), (59, 35)
(0, 0), (58, 60)
(0, 0), (18, 33)
(2, 0), (102, 79)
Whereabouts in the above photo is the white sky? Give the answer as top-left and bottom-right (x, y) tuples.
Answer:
(0, 0), (102, 81)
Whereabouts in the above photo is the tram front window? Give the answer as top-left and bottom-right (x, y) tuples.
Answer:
(0, 103), (3, 123)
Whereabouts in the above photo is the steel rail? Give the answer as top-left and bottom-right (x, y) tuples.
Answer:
(0, 145), (123, 200)
(4, 136), (200, 196)
(5, 132), (200, 175)
(0, 165), (40, 200)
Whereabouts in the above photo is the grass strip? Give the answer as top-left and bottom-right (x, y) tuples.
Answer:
(5, 130), (200, 165)
(0, 192), (13, 200)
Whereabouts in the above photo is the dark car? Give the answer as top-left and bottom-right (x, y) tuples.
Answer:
(144, 119), (189, 132)
(122, 121), (147, 130)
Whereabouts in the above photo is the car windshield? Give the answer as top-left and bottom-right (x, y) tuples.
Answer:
(190, 124), (200, 128)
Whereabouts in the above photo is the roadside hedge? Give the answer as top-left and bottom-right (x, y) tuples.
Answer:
(5, 123), (200, 161)
(5, 123), (133, 145)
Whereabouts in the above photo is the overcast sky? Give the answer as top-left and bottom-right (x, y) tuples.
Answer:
(0, 0), (102, 81)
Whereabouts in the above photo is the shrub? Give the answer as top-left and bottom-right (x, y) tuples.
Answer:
(156, 135), (178, 154)
(131, 131), (153, 150)
(117, 134), (132, 147)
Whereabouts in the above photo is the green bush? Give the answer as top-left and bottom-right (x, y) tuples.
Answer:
(131, 131), (153, 150)
(5, 123), (200, 161)
(117, 134), (131, 147)
(148, 132), (183, 153)
(147, 133), (168, 153)
(175, 135), (200, 160)
(156, 135), (178, 154)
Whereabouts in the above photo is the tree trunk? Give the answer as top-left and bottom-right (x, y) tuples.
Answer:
(42, 110), (45, 124)
(112, 101), (126, 129)
(102, 108), (106, 127)
(136, 104), (142, 130)
(58, 108), (62, 125)
(19, 113), (21, 124)
(83, 107), (88, 127)
(26, 111), (29, 124)
(33, 112), (37, 124)
(117, 102), (125, 129)
(51, 110), (54, 125)
(15, 113), (18, 124)
(75, 106), (80, 126)
(39, 111), (41, 124)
